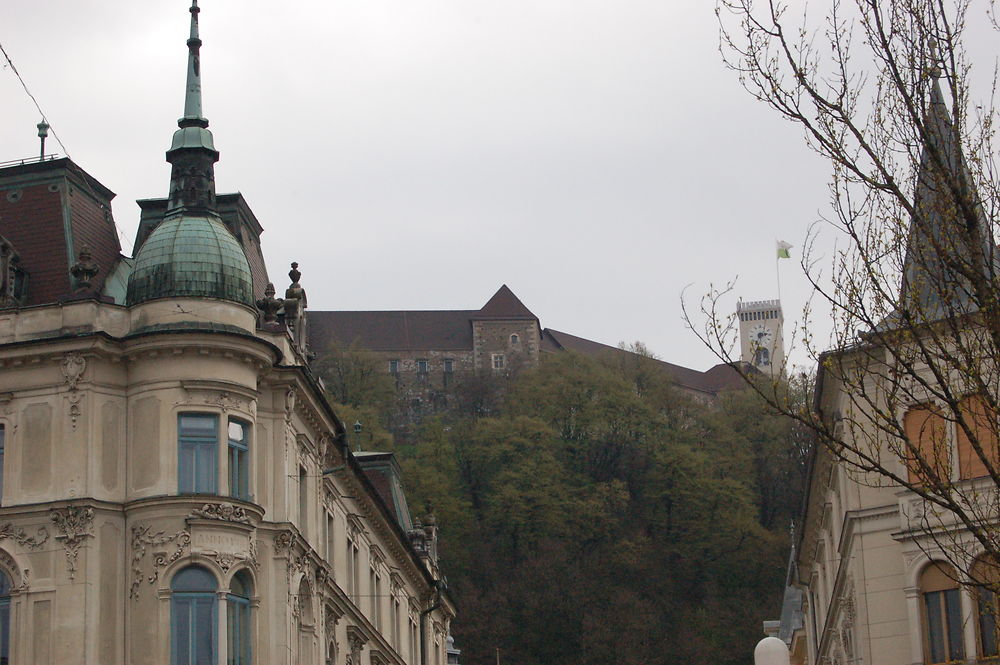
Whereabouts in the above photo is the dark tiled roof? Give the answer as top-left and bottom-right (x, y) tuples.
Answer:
(0, 158), (122, 306)
(308, 310), (476, 353)
(474, 284), (538, 320)
(541, 328), (743, 395)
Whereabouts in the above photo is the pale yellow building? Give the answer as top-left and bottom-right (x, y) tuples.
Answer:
(777, 73), (1000, 665)
(0, 2), (454, 663)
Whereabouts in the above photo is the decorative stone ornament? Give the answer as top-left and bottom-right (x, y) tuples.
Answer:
(50, 504), (95, 580)
(61, 353), (87, 429)
(69, 246), (99, 290)
(0, 523), (49, 550)
(256, 282), (284, 323)
(129, 524), (191, 599)
(187, 502), (252, 524)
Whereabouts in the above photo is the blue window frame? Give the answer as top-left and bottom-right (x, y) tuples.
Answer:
(179, 414), (218, 494)
(171, 566), (218, 665)
(227, 572), (252, 665)
(227, 420), (249, 501)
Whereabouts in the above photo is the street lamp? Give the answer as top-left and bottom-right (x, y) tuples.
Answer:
(754, 637), (790, 665)
(353, 421), (362, 452)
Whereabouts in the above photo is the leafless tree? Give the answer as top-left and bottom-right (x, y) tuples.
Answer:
(690, 0), (1000, 583)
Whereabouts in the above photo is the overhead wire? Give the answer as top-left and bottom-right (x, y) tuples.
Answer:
(1, 38), (137, 256)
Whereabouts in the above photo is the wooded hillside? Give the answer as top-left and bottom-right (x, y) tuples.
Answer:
(320, 346), (810, 665)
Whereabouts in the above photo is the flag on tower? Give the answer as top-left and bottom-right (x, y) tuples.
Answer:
(776, 240), (793, 259)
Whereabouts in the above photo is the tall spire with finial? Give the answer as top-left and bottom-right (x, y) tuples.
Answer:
(165, 0), (219, 216)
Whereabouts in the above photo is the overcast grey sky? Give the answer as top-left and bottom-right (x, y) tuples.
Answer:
(1, 0), (833, 370)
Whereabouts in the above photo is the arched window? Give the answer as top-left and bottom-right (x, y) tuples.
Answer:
(228, 571), (252, 665)
(510, 334), (519, 344)
(973, 557), (1000, 659)
(325, 639), (337, 665)
(0, 568), (10, 665)
(920, 562), (965, 664)
(171, 565), (218, 665)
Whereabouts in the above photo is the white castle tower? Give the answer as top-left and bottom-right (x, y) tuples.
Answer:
(737, 299), (784, 374)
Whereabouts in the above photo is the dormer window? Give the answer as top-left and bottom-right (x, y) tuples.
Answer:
(0, 236), (26, 308)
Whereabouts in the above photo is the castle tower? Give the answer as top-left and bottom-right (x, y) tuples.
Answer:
(737, 299), (784, 373)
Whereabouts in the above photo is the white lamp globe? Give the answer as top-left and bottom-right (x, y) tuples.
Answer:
(754, 636), (790, 665)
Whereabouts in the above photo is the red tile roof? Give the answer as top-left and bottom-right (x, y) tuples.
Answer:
(474, 284), (538, 320)
(308, 310), (477, 353)
(541, 328), (744, 396)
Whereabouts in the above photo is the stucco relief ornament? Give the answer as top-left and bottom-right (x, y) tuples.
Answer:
(203, 391), (242, 413)
(187, 502), (252, 524)
(0, 550), (27, 592)
(274, 530), (295, 555)
(0, 523), (49, 550)
(50, 504), (94, 581)
(61, 353), (86, 429)
(346, 626), (367, 665)
(129, 524), (190, 600)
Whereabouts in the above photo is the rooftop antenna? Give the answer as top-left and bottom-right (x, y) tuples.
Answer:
(36, 120), (49, 160)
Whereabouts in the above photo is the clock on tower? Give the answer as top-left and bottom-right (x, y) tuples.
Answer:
(737, 299), (784, 374)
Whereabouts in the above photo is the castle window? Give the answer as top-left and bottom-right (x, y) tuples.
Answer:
(227, 571), (253, 665)
(921, 562), (965, 663)
(443, 359), (453, 373)
(416, 360), (428, 374)
(510, 334), (519, 344)
(171, 565), (218, 665)
(957, 394), (999, 480)
(492, 354), (505, 370)
(178, 414), (218, 494)
(904, 404), (951, 484)
(228, 419), (250, 501)
(389, 360), (399, 374)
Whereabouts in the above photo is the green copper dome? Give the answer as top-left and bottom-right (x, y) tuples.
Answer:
(126, 215), (254, 306)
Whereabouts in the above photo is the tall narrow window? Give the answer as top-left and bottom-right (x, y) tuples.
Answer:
(510, 334), (519, 344)
(443, 359), (453, 374)
(0, 424), (7, 503)
(0, 569), (10, 665)
(326, 512), (335, 563)
(179, 414), (218, 494)
(228, 420), (250, 501)
(389, 360), (399, 374)
(392, 597), (401, 649)
(957, 394), (999, 480)
(921, 562), (965, 664)
(171, 566), (218, 665)
(227, 571), (252, 665)
(298, 466), (308, 537)
(416, 360), (428, 374)
(904, 404), (951, 484)
(975, 557), (1000, 659)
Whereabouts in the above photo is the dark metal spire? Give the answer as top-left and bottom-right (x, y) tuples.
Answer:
(165, 0), (219, 216)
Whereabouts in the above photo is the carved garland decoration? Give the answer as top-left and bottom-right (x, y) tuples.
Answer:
(61, 353), (86, 429)
(187, 502), (253, 524)
(0, 522), (49, 550)
(130, 524), (191, 600)
(50, 505), (94, 581)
